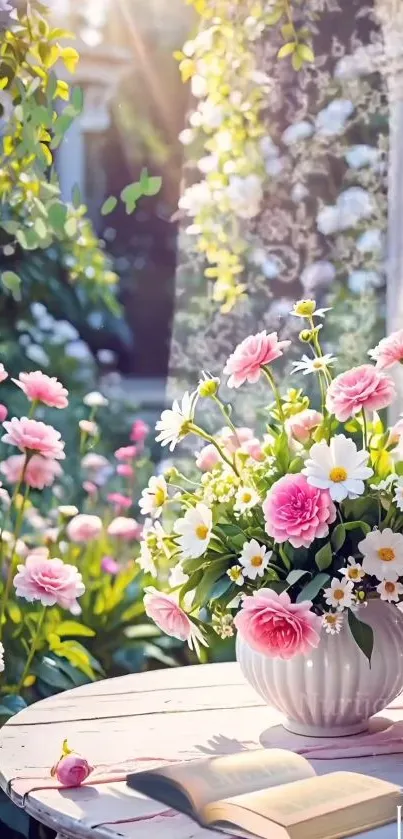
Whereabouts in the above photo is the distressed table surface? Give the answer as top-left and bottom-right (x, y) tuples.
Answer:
(0, 662), (402, 839)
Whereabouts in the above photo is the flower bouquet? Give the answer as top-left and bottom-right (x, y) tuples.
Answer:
(142, 301), (403, 734)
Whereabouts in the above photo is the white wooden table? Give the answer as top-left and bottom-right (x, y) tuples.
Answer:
(0, 662), (402, 839)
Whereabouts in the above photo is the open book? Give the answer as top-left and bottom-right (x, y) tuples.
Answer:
(127, 748), (401, 839)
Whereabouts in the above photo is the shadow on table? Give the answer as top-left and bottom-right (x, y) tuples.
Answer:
(194, 734), (258, 756)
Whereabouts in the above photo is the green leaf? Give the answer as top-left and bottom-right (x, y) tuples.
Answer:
(278, 42), (296, 59)
(266, 7), (284, 25)
(331, 524), (346, 552)
(48, 201), (68, 231)
(1, 271), (21, 301)
(297, 43), (315, 63)
(7, 602), (22, 624)
(142, 173), (162, 197)
(347, 609), (374, 664)
(101, 196), (118, 216)
(0, 695), (27, 719)
(296, 572), (330, 603)
(344, 520), (370, 535)
(32, 656), (74, 690)
(315, 542), (333, 571)
(55, 621), (95, 638)
(71, 86), (84, 112)
(209, 576), (232, 600)
(124, 624), (161, 639)
(286, 569), (309, 586)
(65, 216), (78, 237)
(279, 543), (292, 570)
(72, 183), (82, 209)
(396, 462), (403, 477)
(121, 181), (143, 213)
(194, 564), (227, 607)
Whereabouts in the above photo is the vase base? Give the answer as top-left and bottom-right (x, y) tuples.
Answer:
(283, 718), (369, 738)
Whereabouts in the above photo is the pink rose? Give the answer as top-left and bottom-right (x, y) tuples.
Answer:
(285, 409), (323, 444)
(196, 444), (221, 471)
(101, 555), (120, 575)
(241, 438), (264, 462)
(2, 417), (65, 459)
(1, 454), (62, 489)
(144, 589), (193, 641)
(224, 331), (291, 388)
(369, 330), (403, 370)
(14, 554), (85, 611)
(107, 493), (132, 512)
(0, 404), (7, 423)
(326, 365), (396, 422)
(117, 464), (134, 478)
(130, 419), (149, 443)
(107, 516), (142, 541)
(115, 445), (137, 461)
(54, 754), (93, 787)
(0, 364), (8, 384)
(67, 514), (102, 543)
(235, 589), (322, 659)
(13, 371), (68, 409)
(83, 480), (97, 496)
(263, 473), (336, 548)
(220, 426), (254, 453)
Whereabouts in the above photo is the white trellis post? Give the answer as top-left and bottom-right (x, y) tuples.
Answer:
(375, 0), (403, 420)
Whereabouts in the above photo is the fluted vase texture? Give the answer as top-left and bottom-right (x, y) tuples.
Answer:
(236, 599), (403, 736)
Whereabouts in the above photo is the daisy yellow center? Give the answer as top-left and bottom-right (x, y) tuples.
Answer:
(251, 555), (263, 567)
(378, 547), (395, 563)
(242, 492), (252, 503)
(385, 581), (396, 593)
(333, 588), (345, 601)
(195, 524), (209, 540)
(154, 488), (166, 506)
(348, 568), (361, 580)
(325, 614), (338, 625)
(329, 466), (348, 483)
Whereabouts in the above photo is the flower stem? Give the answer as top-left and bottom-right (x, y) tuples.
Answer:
(362, 408), (368, 450)
(212, 395), (238, 438)
(189, 423), (239, 476)
(17, 605), (46, 693)
(262, 366), (285, 422)
(0, 466), (31, 640)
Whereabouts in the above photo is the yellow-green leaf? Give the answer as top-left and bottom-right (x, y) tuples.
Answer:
(298, 43), (315, 63)
(60, 47), (79, 74)
(277, 42), (296, 59)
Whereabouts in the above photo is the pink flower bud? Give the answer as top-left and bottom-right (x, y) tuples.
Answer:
(117, 464), (134, 478)
(54, 754), (93, 787)
(0, 404), (8, 423)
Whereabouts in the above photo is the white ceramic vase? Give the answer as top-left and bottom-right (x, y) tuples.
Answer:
(236, 599), (403, 736)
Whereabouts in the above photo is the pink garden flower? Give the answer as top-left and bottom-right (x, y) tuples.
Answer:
(101, 555), (120, 575)
(326, 365), (395, 422)
(144, 588), (206, 656)
(224, 331), (291, 388)
(241, 437), (264, 462)
(130, 419), (149, 443)
(220, 426), (254, 453)
(14, 554), (85, 611)
(1, 454), (62, 489)
(369, 330), (403, 370)
(2, 417), (65, 459)
(83, 481), (97, 496)
(107, 492), (132, 512)
(117, 464), (134, 478)
(66, 514), (103, 543)
(196, 444), (221, 471)
(263, 473), (336, 548)
(0, 404), (7, 423)
(234, 589), (322, 659)
(285, 409), (323, 444)
(107, 516), (142, 541)
(115, 445), (137, 461)
(53, 753), (93, 787)
(0, 364), (8, 384)
(13, 371), (68, 409)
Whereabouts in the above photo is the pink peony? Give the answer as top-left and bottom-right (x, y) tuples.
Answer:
(13, 371), (68, 409)
(115, 445), (137, 461)
(101, 555), (120, 575)
(107, 516), (142, 541)
(369, 330), (403, 370)
(220, 426), (254, 453)
(196, 444), (221, 471)
(263, 473), (336, 549)
(0, 364), (8, 384)
(2, 417), (65, 459)
(326, 365), (396, 422)
(117, 464), (134, 478)
(144, 589), (193, 642)
(1, 454), (62, 489)
(130, 419), (149, 443)
(66, 514), (102, 543)
(0, 404), (7, 423)
(53, 754), (93, 787)
(234, 589), (322, 659)
(14, 554), (85, 611)
(285, 409), (323, 444)
(107, 492), (132, 512)
(224, 331), (291, 388)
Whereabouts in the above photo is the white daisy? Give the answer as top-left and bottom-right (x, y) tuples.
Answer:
(239, 539), (272, 580)
(394, 480), (403, 512)
(339, 557), (365, 583)
(322, 612), (344, 635)
(234, 486), (260, 514)
(139, 476), (168, 518)
(137, 541), (157, 577)
(358, 528), (403, 581)
(292, 353), (336, 375)
(83, 391), (109, 408)
(227, 565), (244, 586)
(370, 474), (397, 492)
(302, 435), (373, 502)
(324, 577), (354, 611)
(377, 579), (403, 602)
(155, 391), (197, 451)
(169, 563), (189, 588)
(174, 503), (212, 559)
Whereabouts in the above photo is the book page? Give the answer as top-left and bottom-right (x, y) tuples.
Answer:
(128, 749), (314, 819)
